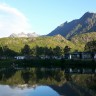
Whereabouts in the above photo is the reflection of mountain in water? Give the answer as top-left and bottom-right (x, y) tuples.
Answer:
(0, 85), (60, 96)
(50, 82), (95, 96)
(0, 68), (96, 96)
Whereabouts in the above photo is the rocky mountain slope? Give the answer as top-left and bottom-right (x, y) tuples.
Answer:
(48, 12), (96, 39)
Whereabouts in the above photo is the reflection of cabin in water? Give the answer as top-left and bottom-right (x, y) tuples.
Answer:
(65, 68), (96, 74)
(64, 52), (96, 60)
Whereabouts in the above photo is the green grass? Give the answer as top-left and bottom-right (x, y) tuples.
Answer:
(0, 35), (76, 52)
(71, 32), (96, 51)
(0, 32), (96, 53)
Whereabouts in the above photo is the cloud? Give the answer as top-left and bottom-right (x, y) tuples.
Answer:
(0, 3), (32, 37)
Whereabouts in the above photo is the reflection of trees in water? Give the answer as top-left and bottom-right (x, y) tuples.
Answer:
(35, 68), (65, 83)
(21, 71), (31, 83)
(0, 68), (66, 85)
(0, 68), (96, 91)
(20, 68), (66, 85)
(0, 68), (16, 81)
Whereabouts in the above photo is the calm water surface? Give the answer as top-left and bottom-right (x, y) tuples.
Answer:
(0, 85), (60, 96)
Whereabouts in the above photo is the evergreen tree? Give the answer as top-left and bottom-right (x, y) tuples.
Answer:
(53, 46), (62, 56)
(21, 44), (31, 55)
(84, 40), (96, 52)
(64, 46), (71, 54)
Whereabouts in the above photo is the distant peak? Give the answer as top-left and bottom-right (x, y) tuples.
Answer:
(86, 11), (96, 14)
(9, 32), (39, 38)
(85, 12), (92, 14)
(79, 12), (96, 21)
(48, 11), (96, 39)
(83, 12), (96, 17)
(11, 33), (17, 35)
(20, 32), (25, 34)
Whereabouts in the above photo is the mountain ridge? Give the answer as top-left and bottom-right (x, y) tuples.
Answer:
(48, 12), (96, 39)
(9, 32), (39, 38)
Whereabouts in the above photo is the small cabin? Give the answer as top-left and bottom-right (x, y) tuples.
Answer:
(82, 52), (93, 59)
(14, 56), (25, 60)
(64, 54), (72, 59)
(64, 52), (96, 60)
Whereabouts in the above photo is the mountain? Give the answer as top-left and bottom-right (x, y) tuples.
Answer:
(0, 35), (76, 52)
(48, 12), (96, 39)
(9, 33), (18, 37)
(18, 32), (28, 37)
(71, 32), (96, 50)
(1, 32), (96, 52)
(71, 32), (96, 44)
(9, 32), (39, 38)
(27, 32), (39, 37)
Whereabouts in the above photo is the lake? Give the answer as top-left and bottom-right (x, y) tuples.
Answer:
(0, 68), (95, 96)
(0, 85), (60, 96)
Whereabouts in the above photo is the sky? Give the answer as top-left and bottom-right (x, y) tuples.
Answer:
(0, 85), (59, 96)
(0, 0), (96, 37)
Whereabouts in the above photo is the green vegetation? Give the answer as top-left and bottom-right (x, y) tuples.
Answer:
(0, 67), (96, 94)
(84, 40), (96, 52)
(0, 35), (76, 53)
(71, 74), (96, 91)
(71, 32), (96, 51)
(0, 68), (66, 85)
(0, 32), (96, 53)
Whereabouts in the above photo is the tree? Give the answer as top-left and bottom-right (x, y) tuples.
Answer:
(0, 47), (3, 56)
(31, 47), (36, 56)
(1, 45), (17, 57)
(63, 46), (71, 54)
(44, 47), (53, 56)
(53, 46), (62, 56)
(21, 44), (31, 55)
(35, 46), (44, 56)
(84, 40), (96, 52)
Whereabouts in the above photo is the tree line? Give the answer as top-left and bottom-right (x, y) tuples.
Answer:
(0, 44), (71, 57)
(21, 45), (71, 57)
(0, 40), (96, 57)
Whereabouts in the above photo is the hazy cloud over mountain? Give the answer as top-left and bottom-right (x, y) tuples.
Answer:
(0, 3), (32, 37)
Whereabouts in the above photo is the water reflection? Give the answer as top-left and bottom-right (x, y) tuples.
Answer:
(0, 85), (60, 96)
(0, 68), (96, 96)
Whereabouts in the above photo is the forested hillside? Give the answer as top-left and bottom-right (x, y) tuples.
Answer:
(0, 35), (76, 53)
(71, 32), (96, 50)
